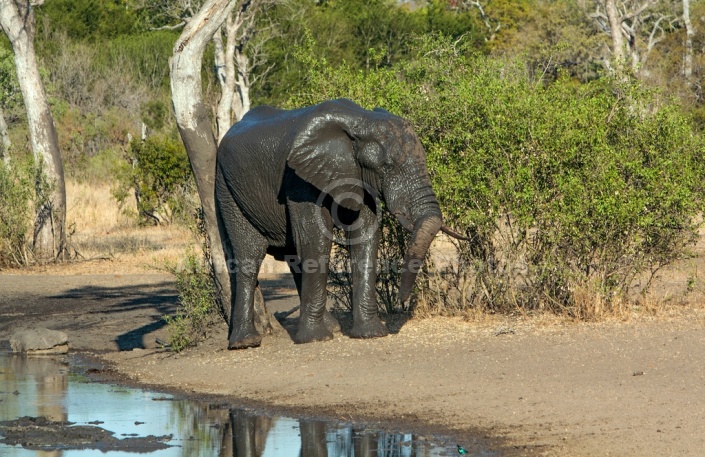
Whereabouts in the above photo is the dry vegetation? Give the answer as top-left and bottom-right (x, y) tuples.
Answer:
(4, 181), (194, 276)
(5, 181), (705, 326)
(418, 228), (705, 323)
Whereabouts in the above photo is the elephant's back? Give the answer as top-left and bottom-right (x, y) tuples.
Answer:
(216, 107), (305, 245)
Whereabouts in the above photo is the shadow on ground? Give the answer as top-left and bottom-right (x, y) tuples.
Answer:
(0, 272), (412, 350)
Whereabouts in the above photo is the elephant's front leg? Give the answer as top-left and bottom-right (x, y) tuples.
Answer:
(289, 200), (335, 344)
(289, 265), (341, 334)
(348, 206), (388, 338)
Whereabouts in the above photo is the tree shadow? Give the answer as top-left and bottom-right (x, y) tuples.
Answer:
(44, 280), (178, 351)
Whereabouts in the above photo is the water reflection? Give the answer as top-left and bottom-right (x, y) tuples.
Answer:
(223, 412), (443, 457)
(0, 353), (452, 456)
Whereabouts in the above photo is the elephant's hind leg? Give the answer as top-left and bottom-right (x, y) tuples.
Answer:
(218, 196), (268, 350)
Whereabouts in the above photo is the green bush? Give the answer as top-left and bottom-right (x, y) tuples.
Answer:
(113, 134), (195, 225)
(0, 47), (20, 111)
(164, 250), (219, 352)
(293, 35), (705, 318)
(0, 158), (35, 267)
(103, 31), (177, 91)
(37, 0), (138, 41)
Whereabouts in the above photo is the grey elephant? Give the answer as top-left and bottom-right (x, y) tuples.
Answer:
(216, 98), (460, 349)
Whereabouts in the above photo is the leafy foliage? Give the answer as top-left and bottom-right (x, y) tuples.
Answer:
(37, 0), (138, 41)
(0, 159), (33, 267)
(113, 135), (195, 225)
(164, 250), (219, 352)
(0, 47), (20, 110)
(293, 35), (705, 317)
(102, 31), (177, 91)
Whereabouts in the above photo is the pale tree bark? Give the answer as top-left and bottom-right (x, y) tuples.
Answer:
(141, 0), (271, 143)
(590, 0), (669, 75)
(605, 0), (626, 67)
(171, 0), (275, 332)
(214, 33), (252, 140)
(0, 106), (10, 166)
(232, 47), (252, 122)
(213, 15), (238, 142)
(451, 0), (501, 41)
(213, 0), (273, 141)
(683, 0), (694, 83)
(0, 0), (66, 261)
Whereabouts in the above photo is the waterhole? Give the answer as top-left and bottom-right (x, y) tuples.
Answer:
(0, 353), (458, 456)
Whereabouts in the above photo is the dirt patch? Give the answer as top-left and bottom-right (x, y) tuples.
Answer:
(2, 264), (705, 456)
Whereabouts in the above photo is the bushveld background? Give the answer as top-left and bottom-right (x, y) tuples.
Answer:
(3, 0), (705, 349)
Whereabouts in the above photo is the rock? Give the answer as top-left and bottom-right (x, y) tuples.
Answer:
(28, 344), (70, 355)
(10, 329), (69, 354)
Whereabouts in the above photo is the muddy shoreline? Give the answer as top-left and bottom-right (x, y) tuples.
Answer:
(76, 349), (515, 455)
(0, 415), (173, 453)
(2, 272), (705, 456)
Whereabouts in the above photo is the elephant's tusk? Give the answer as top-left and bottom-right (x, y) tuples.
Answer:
(441, 225), (474, 241)
(394, 210), (473, 242)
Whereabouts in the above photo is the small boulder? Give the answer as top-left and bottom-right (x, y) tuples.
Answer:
(10, 329), (69, 354)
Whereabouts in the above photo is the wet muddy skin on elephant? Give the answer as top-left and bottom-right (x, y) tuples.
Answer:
(216, 98), (463, 350)
(0, 352), (459, 456)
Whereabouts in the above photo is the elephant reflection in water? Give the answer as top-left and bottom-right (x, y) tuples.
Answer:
(219, 409), (273, 456)
(221, 409), (431, 457)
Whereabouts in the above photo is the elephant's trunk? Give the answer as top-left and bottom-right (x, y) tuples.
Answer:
(397, 212), (442, 305)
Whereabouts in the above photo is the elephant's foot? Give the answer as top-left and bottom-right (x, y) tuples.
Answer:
(323, 309), (341, 333)
(228, 327), (262, 350)
(349, 316), (389, 339)
(294, 319), (334, 344)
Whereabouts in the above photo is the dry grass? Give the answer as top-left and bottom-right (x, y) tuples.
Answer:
(7, 181), (195, 275)
(414, 231), (705, 322)
(6, 182), (705, 324)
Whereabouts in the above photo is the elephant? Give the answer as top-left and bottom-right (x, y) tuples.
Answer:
(216, 98), (461, 349)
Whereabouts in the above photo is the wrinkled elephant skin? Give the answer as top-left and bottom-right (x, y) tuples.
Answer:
(216, 99), (444, 349)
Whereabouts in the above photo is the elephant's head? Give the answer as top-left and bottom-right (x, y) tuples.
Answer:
(287, 98), (455, 304)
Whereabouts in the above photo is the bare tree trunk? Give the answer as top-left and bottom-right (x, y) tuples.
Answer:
(0, 106), (11, 166)
(604, 0), (625, 70)
(214, 3), (258, 141)
(214, 16), (238, 142)
(233, 47), (251, 122)
(213, 27), (229, 141)
(171, 0), (237, 322)
(683, 0), (694, 83)
(0, 0), (66, 262)
(171, 0), (275, 334)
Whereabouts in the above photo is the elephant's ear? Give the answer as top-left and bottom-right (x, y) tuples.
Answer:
(288, 117), (364, 211)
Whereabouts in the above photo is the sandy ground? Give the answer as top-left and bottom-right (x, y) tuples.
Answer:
(2, 255), (705, 456)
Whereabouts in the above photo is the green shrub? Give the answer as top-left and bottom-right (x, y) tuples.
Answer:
(0, 47), (20, 111)
(293, 35), (705, 318)
(0, 158), (35, 267)
(113, 134), (195, 225)
(37, 0), (138, 41)
(164, 250), (219, 352)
